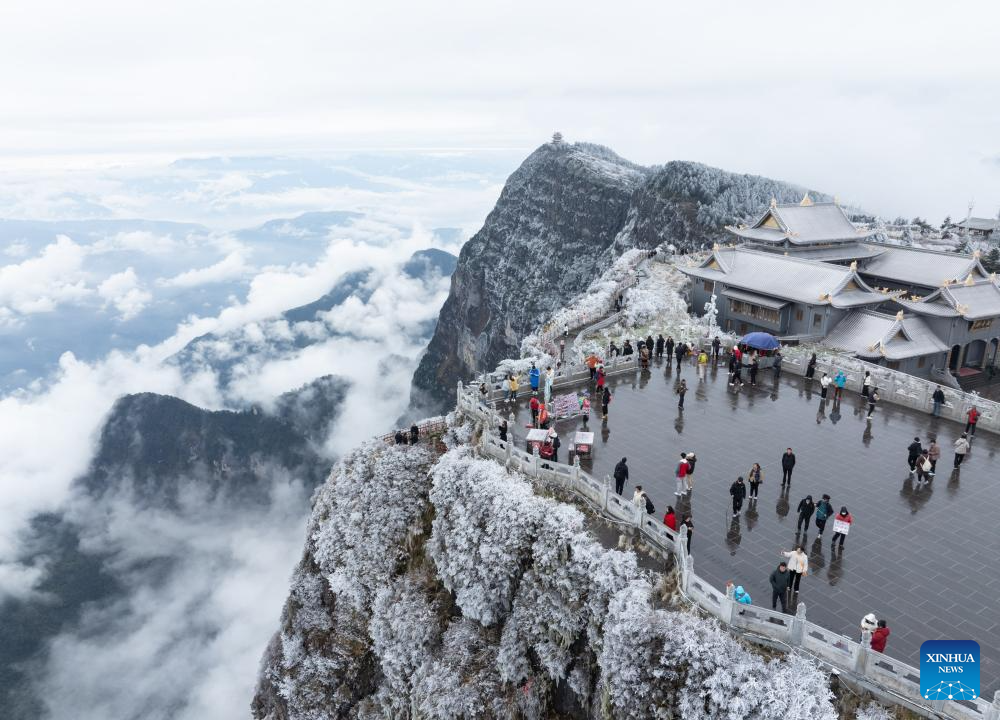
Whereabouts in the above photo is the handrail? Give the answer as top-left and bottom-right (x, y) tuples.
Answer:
(454, 381), (1000, 720)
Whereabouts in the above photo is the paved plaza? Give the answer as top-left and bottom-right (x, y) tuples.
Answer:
(508, 358), (1000, 693)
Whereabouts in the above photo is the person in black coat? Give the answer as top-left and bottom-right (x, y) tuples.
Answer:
(769, 562), (791, 612)
(498, 420), (508, 442)
(906, 437), (922, 474)
(410, 424), (419, 445)
(394, 430), (405, 444)
(674, 343), (685, 370)
(645, 335), (655, 358)
(796, 495), (815, 532)
(622, 340), (634, 356)
(613, 457), (629, 495)
(601, 387), (612, 420)
(655, 335), (665, 359)
(550, 432), (561, 463)
(781, 448), (796, 485)
(729, 476), (747, 517)
(665, 336), (675, 363)
(805, 353), (817, 379)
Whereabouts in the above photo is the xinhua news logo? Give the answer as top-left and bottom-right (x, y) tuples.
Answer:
(920, 640), (980, 701)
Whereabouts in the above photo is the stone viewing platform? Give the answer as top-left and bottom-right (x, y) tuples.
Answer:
(463, 347), (1000, 718)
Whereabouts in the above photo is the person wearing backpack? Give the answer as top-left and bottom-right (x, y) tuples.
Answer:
(966, 406), (980, 436)
(601, 386), (612, 420)
(528, 363), (540, 393)
(613, 457), (629, 495)
(685, 452), (697, 491)
(814, 494), (833, 535)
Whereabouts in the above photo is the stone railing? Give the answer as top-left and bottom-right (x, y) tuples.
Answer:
(778, 347), (1000, 435)
(456, 382), (1000, 720)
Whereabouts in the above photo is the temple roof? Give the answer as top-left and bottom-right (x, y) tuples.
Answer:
(953, 217), (999, 232)
(822, 310), (948, 360)
(683, 247), (896, 307)
(893, 278), (1000, 320)
(860, 246), (990, 289)
(726, 201), (875, 245)
(749, 242), (887, 263)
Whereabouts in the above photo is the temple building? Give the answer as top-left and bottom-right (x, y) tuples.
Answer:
(681, 195), (1000, 388)
(951, 216), (999, 241)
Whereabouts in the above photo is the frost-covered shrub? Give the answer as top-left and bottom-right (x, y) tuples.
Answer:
(599, 580), (836, 720)
(855, 702), (896, 720)
(311, 443), (434, 610)
(410, 619), (506, 719)
(367, 577), (440, 716)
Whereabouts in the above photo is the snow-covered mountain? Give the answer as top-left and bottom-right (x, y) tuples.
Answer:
(410, 140), (829, 412)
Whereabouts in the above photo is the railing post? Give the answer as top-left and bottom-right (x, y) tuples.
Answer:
(984, 691), (1000, 720)
(722, 582), (736, 626)
(854, 630), (871, 674)
(789, 602), (806, 646)
(532, 445), (540, 477)
(456, 380), (463, 410)
(603, 474), (611, 512)
(572, 455), (581, 486)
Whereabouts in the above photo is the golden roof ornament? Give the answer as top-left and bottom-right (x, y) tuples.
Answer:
(712, 243), (720, 251)
(942, 278), (952, 287)
(973, 249), (982, 258)
(769, 197), (777, 209)
(849, 260), (858, 271)
(895, 310), (904, 321)
(957, 303), (970, 315)
(800, 192), (813, 206)
(965, 274), (975, 286)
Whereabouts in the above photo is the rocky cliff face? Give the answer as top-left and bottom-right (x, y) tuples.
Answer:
(410, 142), (826, 412)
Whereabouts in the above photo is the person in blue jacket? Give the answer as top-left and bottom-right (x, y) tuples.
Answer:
(528, 363), (540, 392)
(833, 370), (847, 400)
(734, 585), (752, 605)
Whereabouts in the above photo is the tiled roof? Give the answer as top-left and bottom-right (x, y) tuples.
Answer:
(822, 310), (948, 360)
(682, 247), (892, 306)
(721, 288), (789, 309)
(953, 217), (999, 232)
(860, 246), (988, 289)
(944, 282), (1000, 320)
(727, 202), (874, 245)
(891, 279), (1000, 320)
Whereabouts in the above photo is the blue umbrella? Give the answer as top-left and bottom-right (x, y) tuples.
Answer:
(739, 332), (780, 351)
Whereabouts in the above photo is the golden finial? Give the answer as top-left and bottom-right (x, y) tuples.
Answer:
(800, 192), (813, 206)
(770, 197), (777, 209)
(895, 310), (904, 321)
(957, 303), (970, 315)
(712, 243), (720, 251)
(849, 260), (858, 271)
(942, 278), (952, 287)
(964, 274), (975, 286)
(973, 249), (982, 258)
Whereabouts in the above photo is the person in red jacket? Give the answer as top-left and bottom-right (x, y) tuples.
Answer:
(529, 394), (540, 427)
(663, 505), (677, 531)
(830, 506), (852, 549)
(870, 620), (890, 653)
(966, 406), (980, 437)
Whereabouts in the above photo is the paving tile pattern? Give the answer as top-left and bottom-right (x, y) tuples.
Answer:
(506, 357), (1000, 693)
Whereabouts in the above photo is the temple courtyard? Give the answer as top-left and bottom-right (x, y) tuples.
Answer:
(508, 357), (1000, 694)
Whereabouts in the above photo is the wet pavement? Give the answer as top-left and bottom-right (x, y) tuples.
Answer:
(506, 357), (1000, 694)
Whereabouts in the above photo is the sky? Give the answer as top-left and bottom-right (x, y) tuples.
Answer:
(0, 3), (999, 717)
(1, 1), (999, 222)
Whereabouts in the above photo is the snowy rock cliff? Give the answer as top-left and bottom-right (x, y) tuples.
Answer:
(411, 141), (827, 412)
(252, 413), (839, 720)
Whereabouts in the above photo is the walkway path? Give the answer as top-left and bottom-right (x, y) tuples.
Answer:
(504, 357), (1000, 696)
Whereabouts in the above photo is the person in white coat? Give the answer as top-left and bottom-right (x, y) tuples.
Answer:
(781, 545), (809, 595)
(860, 612), (879, 641)
(954, 433), (970, 468)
